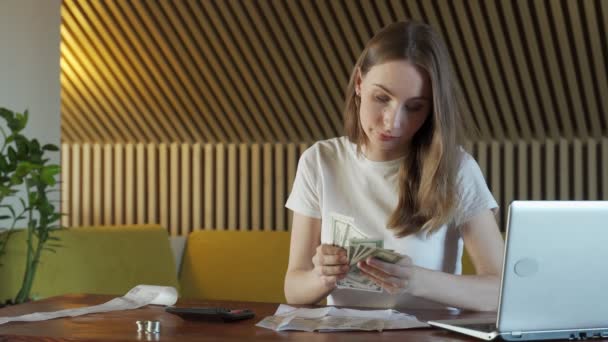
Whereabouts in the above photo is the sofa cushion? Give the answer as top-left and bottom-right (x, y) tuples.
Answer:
(179, 230), (290, 303)
(0, 224), (178, 302)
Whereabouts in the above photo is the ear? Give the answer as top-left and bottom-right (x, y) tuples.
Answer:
(355, 67), (363, 96)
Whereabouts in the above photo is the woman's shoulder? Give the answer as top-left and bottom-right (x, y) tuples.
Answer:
(456, 147), (477, 171)
(453, 147), (491, 194)
(302, 136), (354, 160)
(454, 147), (485, 183)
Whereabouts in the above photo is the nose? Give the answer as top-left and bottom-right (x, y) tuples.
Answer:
(383, 106), (401, 131)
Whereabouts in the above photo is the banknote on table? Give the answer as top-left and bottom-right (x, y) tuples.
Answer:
(328, 213), (404, 293)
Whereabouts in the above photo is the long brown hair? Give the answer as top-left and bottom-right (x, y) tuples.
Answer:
(344, 21), (470, 237)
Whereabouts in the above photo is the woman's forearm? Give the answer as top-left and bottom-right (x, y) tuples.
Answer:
(284, 269), (335, 305)
(412, 268), (501, 311)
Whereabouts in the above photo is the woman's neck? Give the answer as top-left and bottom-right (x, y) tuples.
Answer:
(362, 144), (409, 162)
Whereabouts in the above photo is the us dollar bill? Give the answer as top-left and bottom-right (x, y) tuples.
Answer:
(341, 246), (404, 292)
(329, 213), (366, 247)
(328, 213), (404, 293)
(338, 238), (384, 292)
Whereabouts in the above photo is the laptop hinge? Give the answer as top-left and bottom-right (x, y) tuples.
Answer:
(511, 331), (523, 338)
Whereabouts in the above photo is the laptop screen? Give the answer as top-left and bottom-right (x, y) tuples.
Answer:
(497, 201), (608, 333)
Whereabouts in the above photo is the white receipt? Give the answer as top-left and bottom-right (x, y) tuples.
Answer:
(256, 304), (430, 332)
(0, 285), (178, 325)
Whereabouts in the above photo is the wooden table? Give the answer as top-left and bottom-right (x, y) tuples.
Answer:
(0, 294), (496, 341)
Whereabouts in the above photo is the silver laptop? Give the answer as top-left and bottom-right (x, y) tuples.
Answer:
(428, 201), (608, 341)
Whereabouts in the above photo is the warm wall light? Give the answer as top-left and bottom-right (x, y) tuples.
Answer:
(60, 0), (608, 144)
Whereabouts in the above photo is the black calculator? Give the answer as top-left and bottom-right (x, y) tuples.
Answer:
(165, 307), (255, 322)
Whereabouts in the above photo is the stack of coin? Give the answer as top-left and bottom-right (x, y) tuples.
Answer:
(136, 320), (160, 334)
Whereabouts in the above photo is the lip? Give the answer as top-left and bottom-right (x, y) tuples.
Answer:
(378, 133), (399, 141)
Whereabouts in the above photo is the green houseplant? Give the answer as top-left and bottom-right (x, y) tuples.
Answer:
(0, 107), (61, 304)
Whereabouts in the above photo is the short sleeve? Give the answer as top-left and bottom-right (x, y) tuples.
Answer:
(285, 147), (322, 219)
(453, 152), (498, 227)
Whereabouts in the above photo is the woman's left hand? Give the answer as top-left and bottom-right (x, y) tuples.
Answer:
(357, 255), (421, 295)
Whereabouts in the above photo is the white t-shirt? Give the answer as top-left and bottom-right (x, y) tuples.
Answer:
(285, 136), (498, 310)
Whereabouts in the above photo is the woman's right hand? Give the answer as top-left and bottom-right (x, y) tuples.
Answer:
(311, 244), (350, 288)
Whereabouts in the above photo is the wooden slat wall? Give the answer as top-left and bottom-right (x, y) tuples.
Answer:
(61, 142), (311, 235)
(61, 139), (608, 235)
(60, 0), (608, 144)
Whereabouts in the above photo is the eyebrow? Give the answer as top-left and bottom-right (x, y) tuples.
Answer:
(372, 83), (431, 102)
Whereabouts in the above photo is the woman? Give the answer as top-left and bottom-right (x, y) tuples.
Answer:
(284, 21), (504, 311)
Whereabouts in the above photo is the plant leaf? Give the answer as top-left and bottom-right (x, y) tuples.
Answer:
(42, 144), (59, 151)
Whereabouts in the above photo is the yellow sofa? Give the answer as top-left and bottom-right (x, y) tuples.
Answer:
(461, 250), (476, 275)
(177, 230), (492, 302)
(0, 225), (179, 302)
(179, 230), (291, 303)
(0, 225), (493, 304)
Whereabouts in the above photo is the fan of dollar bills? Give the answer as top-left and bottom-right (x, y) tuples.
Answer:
(330, 213), (403, 292)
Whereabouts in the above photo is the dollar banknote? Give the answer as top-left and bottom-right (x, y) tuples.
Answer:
(328, 213), (404, 292)
(329, 213), (367, 247)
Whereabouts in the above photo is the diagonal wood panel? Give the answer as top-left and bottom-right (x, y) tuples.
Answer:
(61, 0), (608, 143)
(417, 0), (495, 139)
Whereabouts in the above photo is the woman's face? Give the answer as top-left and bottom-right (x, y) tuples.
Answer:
(355, 60), (432, 161)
